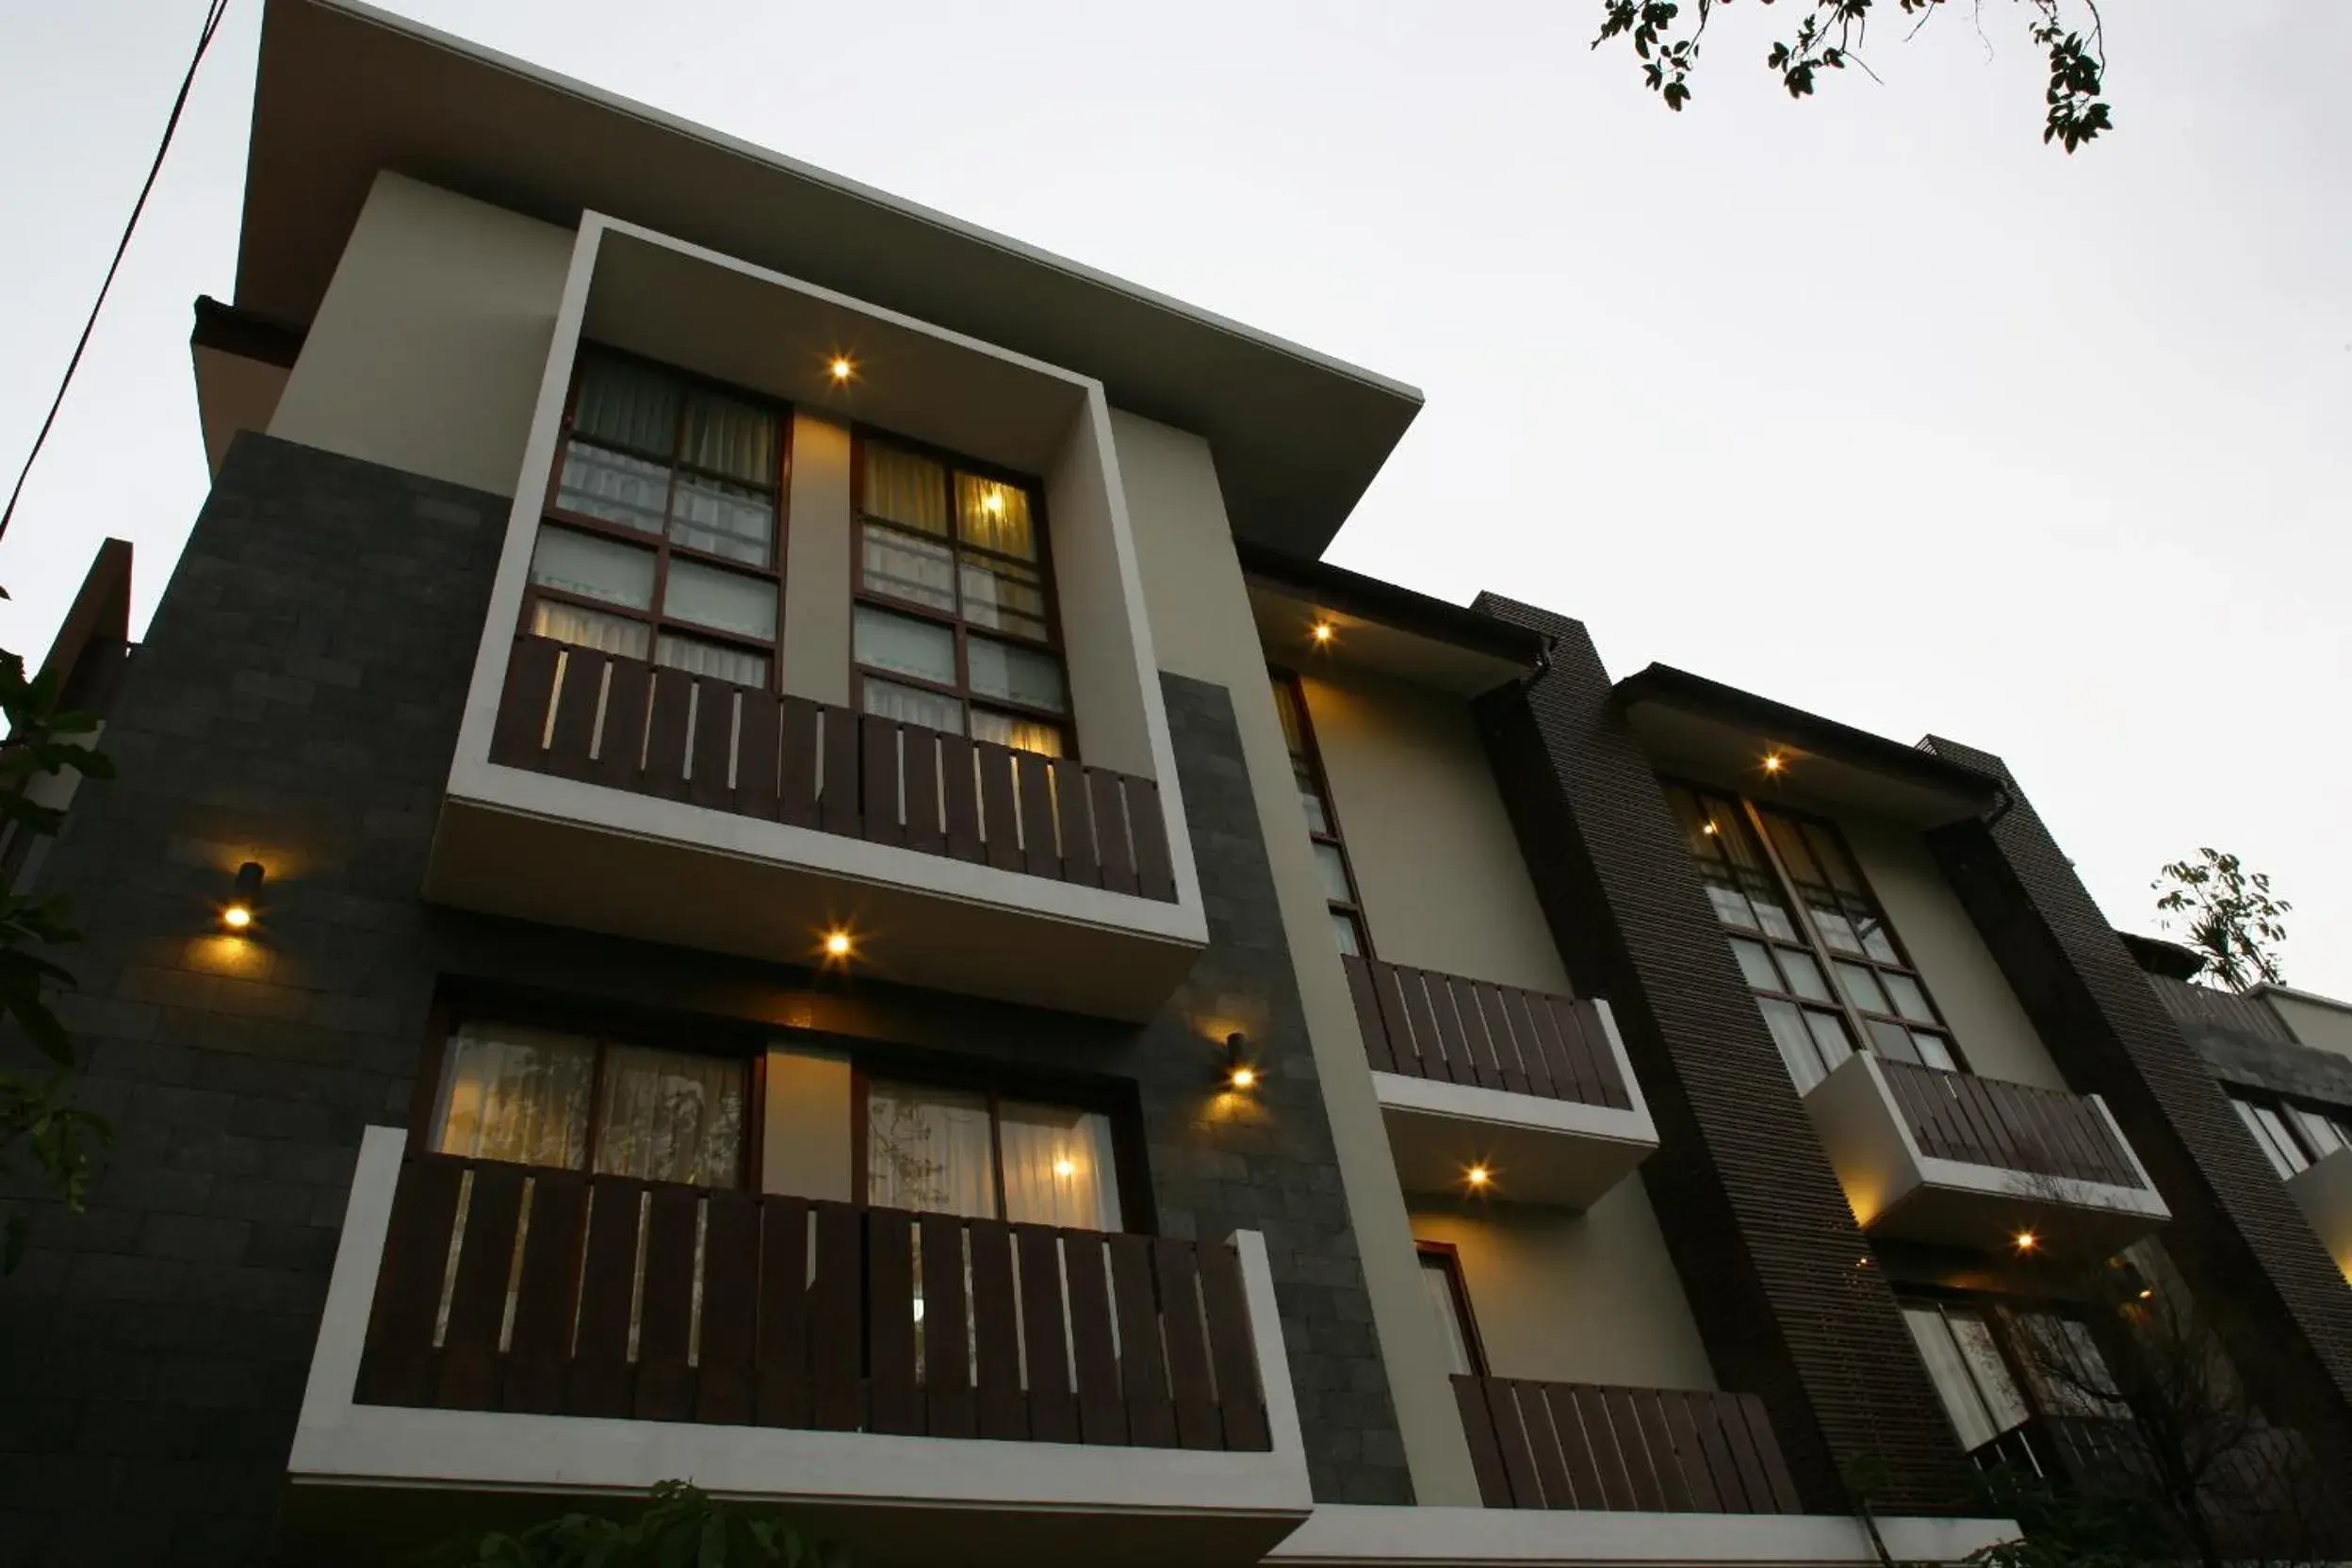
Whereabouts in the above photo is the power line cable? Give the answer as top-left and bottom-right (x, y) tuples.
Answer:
(0, 0), (232, 550)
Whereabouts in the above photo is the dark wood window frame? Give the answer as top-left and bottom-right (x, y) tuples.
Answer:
(1269, 665), (1373, 957)
(1896, 1284), (2129, 1449)
(2228, 1087), (2352, 1178)
(528, 344), (794, 694)
(409, 993), (766, 1193)
(1666, 777), (1970, 1082)
(847, 426), (1075, 757)
(1416, 1238), (1490, 1378)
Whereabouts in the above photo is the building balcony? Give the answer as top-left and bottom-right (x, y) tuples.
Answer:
(1343, 956), (1658, 1207)
(288, 1127), (1309, 1567)
(1806, 1054), (2168, 1255)
(2286, 1146), (2352, 1281)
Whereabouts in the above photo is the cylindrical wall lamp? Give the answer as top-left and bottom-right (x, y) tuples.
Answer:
(222, 861), (264, 931)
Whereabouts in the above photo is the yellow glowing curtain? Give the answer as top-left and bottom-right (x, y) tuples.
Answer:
(956, 473), (1036, 560)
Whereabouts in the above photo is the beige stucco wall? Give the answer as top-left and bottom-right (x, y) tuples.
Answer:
(1411, 1185), (1716, 1391)
(2265, 989), (2352, 1062)
(779, 412), (854, 707)
(269, 172), (574, 497)
(1113, 407), (1482, 1506)
(1841, 815), (2066, 1090)
(763, 1044), (852, 1200)
(1300, 665), (1569, 994)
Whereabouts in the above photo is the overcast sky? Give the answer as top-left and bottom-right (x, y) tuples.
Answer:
(2, 1), (2346, 996)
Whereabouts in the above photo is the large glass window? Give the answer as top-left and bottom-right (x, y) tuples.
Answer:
(852, 435), (1070, 757)
(1271, 670), (1370, 956)
(430, 1021), (747, 1188)
(1902, 1299), (2032, 1452)
(526, 351), (787, 692)
(1417, 1242), (1485, 1377)
(2230, 1091), (2351, 1179)
(1665, 782), (1963, 1093)
(864, 1078), (1123, 1232)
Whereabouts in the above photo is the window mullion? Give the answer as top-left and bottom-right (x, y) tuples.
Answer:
(1740, 797), (1884, 1072)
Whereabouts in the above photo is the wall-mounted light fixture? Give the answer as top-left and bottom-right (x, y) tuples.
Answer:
(828, 354), (856, 384)
(1761, 752), (1786, 776)
(2012, 1229), (2040, 1254)
(1311, 621), (1334, 645)
(1223, 1032), (1258, 1090)
(221, 861), (264, 931)
(819, 928), (855, 963)
(1464, 1164), (1492, 1190)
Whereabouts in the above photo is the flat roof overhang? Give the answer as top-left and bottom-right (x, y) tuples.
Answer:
(1615, 664), (2003, 829)
(238, 0), (1422, 555)
(1240, 544), (1545, 696)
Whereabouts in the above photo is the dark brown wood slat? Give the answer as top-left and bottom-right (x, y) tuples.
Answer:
(569, 1177), (644, 1418)
(1953, 1073), (2021, 1168)
(1016, 1225), (1078, 1443)
(1125, 776), (1177, 901)
(490, 638), (562, 767)
(1604, 1386), (1668, 1510)
(590, 658), (651, 792)
(1882, 1061), (1952, 1160)
(860, 717), (903, 849)
(1547, 998), (1614, 1109)
(808, 1200), (863, 1431)
(1196, 1239), (1268, 1451)
(1154, 1240), (1220, 1450)
(940, 734), (985, 864)
(642, 666), (695, 804)
(357, 1156), (464, 1407)
(435, 1162), (525, 1412)
(1516, 1378), (1576, 1508)
(503, 1170), (588, 1415)
(1631, 1390), (1693, 1510)
(1062, 1232), (1126, 1446)
(689, 682), (736, 812)
(2079, 1102), (2140, 1186)
(1396, 969), (1457, 1084)
(919, 1212), (974, 1439)
(1716, 1392), (1779, 1511)
(696, 1189), (760, 1426)
(1087, 771), (1139, 894)
(633, 1184), (700, 1421)
(866, 1207), (922, 1435)
(1666, 1391), (1727, 1512)
(2000, 1083), (2068, 1177)
(1015, 752), (1061, 880)
(755, 1197), (811, 1429)
(1487, 1381), (1546, 1508)
(976, 743), (1023, 873)
(1425, 972), (1500, 1091)
(2051, 1092), (2121, 1183)
(819, 708), (861, 837)
(1453, 1374), (1513, 1507)
(1343, 956), (1399, 1073)
(1449, 975), (1524, 1094)
(1541, 1382), (1609, 1510)
(1048, 758), (1097, 888)
(546, 646), (611, 785)
(1108, 1233), (1176, 1448)
(1478, 981), (1551, 1098)
(1569, 1001), (1633, 1109)
(733, 691), (780, 824)
(1740, 1393), (1804, 1511)
(1370, 961), (1427, 1078)
(968, 1217), (1025, 1440)
(1574, 1386), (1640, 1511)
(1515, 988), (1592, 1105)
(776, 697), (821, 829)
(902, 727), (946, 857)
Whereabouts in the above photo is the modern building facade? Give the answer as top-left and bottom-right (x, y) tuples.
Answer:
(6, 2), (2352, 1562)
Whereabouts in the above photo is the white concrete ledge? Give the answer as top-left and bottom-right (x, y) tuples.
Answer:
(1265, 1504), (2019, 1566)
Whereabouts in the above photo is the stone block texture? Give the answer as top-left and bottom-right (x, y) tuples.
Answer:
(0, 434), (1405, 1566)
(1919, 738), (2352, 1476)
(1469, 595), (1974, 1515)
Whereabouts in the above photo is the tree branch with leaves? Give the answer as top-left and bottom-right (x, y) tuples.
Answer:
(1592, 0), (2114, 150)
(2153, 849), (2290, 993)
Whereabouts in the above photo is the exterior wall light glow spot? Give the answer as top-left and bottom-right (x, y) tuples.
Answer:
(1702, 822), (1718, 836)
(1465, 1165), (1491, 1189)
(1222, 1031), (1258, 1090)
(1054, 1158), (1076, 1178)
(221, 861), (264, 932)
(1312, 623), (1334, 645)
(829, 355), (855, 383)
(823, 930), (853, 958)
(1762, 753), (1785, 775)
(2013, 1230), (2039, 1253)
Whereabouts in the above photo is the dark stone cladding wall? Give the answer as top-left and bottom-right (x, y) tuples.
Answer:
(1917, 738), (2352, 1474)
(1466, 595), (1974, 1515)
(2151, 973), (2352, 1110)
(0, 434), (1409, 1568)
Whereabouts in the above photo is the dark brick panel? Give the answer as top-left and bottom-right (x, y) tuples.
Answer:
(1918, 738), (2352, 1474)
(0, 435), (1408, 1567)
(1470, 594), (1974, 1514)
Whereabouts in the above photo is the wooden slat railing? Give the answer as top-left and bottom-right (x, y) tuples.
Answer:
(1343, 954), (1631, 1111)
(1452, 1375), (1802, 1513)
(354, 1152), (1269, 1450)
(1876, 1058), (2148, 1189)
(488, 635), (1178, 902)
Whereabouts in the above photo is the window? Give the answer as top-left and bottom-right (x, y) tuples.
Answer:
(528, 351), (788, 692)
(1417, 1241), (1487, 1377)
(2230, 1091), (2352, 1178)
(1270, 670), (1370, 956)
(429, 1020), (748, 1188)
(1665, 782), (1964, 1093)
(863, 1078), (1123, 1232)
(1902, 1299), (2032, 1452)
(851, 435), (1070, 757)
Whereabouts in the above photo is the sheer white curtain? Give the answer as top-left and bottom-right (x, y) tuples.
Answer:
(593, 1044), (745, 1187)
(955, 473), (1035, 559)
(999, 1102), (1120, 1231)
(864, 443), (948, 536)
(573, 355), (679, 454)
(1902, 1304), (2028, 1451)
(866, 1081), (997, 1217)
(654, 633), (768, 692)
(530, 600), (650, 662)
(431, 1024), (596, 1169)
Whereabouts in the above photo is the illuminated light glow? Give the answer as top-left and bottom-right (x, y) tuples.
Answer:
(1702, 822), (1718, 836)
(1229, 1066), (1257, 1089)
(828, 355), (855, 383)
(1054, 1158), (1076, 1178)
(1762, 753), (1785, 775)
(2013, 1230), (2040, 1253)
(222, 906), (253, 930)
(1312, 622), (1334, 644)
(2138, 1287), (2155, 1300)
(823, 930), (853, 958)
(983, 489), (1005, 515)
(1465, 1165), (1492, 1188)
